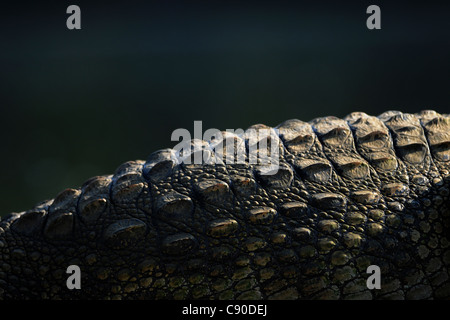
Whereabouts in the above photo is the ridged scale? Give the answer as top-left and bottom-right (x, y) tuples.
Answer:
(0, 110), (449, 300)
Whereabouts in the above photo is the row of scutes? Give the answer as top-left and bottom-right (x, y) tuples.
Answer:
(7, 110), (449, 251)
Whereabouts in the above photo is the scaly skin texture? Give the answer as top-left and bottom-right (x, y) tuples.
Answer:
(1, 110), (450, 300)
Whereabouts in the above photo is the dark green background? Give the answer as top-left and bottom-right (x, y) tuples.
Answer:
(1, 1), (449, 215)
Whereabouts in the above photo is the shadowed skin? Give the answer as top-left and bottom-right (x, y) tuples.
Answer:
(0, 110), (449, 300)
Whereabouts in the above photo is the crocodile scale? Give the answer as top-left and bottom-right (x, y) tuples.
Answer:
(0, 110), (449, 299)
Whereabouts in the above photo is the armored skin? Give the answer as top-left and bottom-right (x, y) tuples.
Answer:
(0, 110), (449, 299)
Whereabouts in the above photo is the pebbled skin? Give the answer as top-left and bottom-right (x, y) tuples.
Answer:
(0, 110), (450, 300)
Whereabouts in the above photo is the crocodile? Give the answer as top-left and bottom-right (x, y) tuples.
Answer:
(0, 110), (449, 300)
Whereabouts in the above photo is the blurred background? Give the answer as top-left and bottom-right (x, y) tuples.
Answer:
(0, 0), (449, 215)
